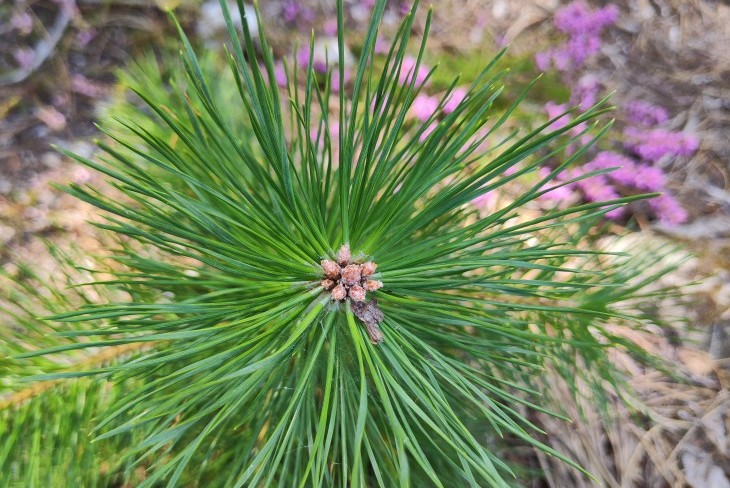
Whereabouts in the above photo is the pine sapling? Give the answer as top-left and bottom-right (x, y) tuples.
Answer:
(0, 1), (679, 486)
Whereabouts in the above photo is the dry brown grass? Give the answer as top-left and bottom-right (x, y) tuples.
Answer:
(529, 344), (729, 487)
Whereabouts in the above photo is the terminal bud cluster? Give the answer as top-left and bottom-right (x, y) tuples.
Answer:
(320, 245), (383, 303)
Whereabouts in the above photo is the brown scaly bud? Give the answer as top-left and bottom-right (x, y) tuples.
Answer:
(351, 299), (385, 344)
(360, 261), (377, 277)
(321, 259), (341, 280)
(365, 322), (384, 344)
(348, 284), (366, 302)
(337, 244), (351, 265)
(331, 284), (347, 301)
(341, 264), (362, 286)
(363, 280), (383, 292)
(321, 279), (335, 291)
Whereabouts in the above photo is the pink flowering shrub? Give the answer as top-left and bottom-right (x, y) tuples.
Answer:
(536, 1), (618, 72)
(623, 127), (699, 162)
(443, 87), (467, 114)
(216, 0), (695, 227)
(410, 94), (439, 121)
(625, 100), (669, 126)
(398, 55), (431, 86)
(534, 0), (697, 226)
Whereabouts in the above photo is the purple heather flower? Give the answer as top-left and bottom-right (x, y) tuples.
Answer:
(625, 100), (669, 126)
(471, 190), (494, 210)
(580, 151), (678, 222)
(370, 94), (392, 119)
(443, 88), (467, 114)
(311, 119), (340, 148)
(564, 33), (602, 66)
(301, 7), (316, 23)
(282, 1), (315, 25)
(633, 165), (666, 192)
(624, 127), (699, 161)
(576, 174), (621, 203)
(282, 1), (300, 23)
(411, 94), (439, 122)
(650, 193), (688, 226)
(592, 153), (665, 192)
(555, 1), (618, 36)
(541, 184), (574, 202)
(494, 34), (509, 48)
(315, 60), (327, 73)
(554, 1), (591, 34)
(398, 56), (430, 86)
(323, 18), (338, 36)
(274, 62), (287, 87)
(13, 48), (35, 69)
(595, 4), (620, 29)
(535, 51), (551, 71)
(324, 119), (341, 141)
(587, 151), (667, 192)
(605, 206), (626, 220)
(296, 49), (309, 68)
(585, 151), (631, 170)
(374, 38), (389, 55)
(330, 69), (352, 93)
(572, 74), (601, 110)
(537, 168), (575, 202)
(544, 102), (571, 131)
(569, 120), (590, 142)
(551, 48), (572, 71)
(11, 11), (33, 35)
(584, 151), (637, 185)
(296, 49), (327, 74)
(419, 122), (437, 142)
(606, 164), (639, 187)
(539, 2), (619, 73)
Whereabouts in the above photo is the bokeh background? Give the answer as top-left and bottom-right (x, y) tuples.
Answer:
(1, 1), (729, 486)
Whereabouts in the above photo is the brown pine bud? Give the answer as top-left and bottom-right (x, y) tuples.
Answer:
(321, 259), (341, 279)
(363, 279), (383, 292)
(337, 244), (351, 265)
(351, 299), (385, 344)
(331, 284), (347, 301)
(365, 322), (384, 344)
(348, 285), (366, 302)
(341, 264), (362, 286)
(360, 261), (377, 277)
(321, 279), (335, 290)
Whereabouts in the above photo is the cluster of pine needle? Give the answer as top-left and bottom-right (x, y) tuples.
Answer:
(0, 1), (683, 486)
